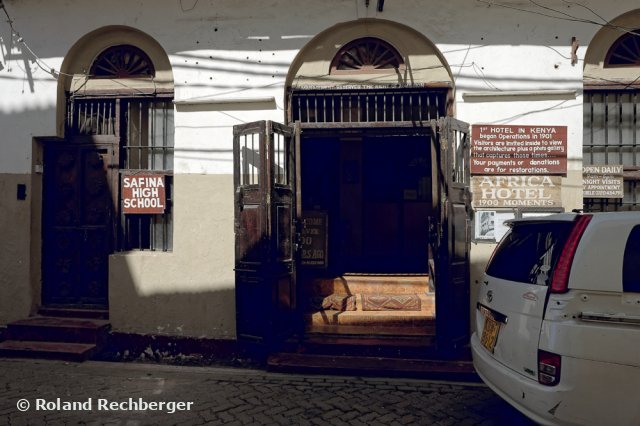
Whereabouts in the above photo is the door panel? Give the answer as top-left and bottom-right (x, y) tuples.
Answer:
(43, 141), (117, 306)
(431, 117), (472, 354)
(237, 205), (263, 264)
(233, 121), (299, 346)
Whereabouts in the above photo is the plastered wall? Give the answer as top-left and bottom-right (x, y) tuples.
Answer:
(0, 0), (637, 338)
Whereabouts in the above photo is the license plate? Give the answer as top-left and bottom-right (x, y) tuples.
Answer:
(480, 315), (500, 353)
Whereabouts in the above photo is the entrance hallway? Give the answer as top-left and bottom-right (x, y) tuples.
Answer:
(303, 275), (434, 338)
(301, 133), (433, 275)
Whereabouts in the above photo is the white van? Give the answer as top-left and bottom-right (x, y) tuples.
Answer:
(471, 212), (640, 426)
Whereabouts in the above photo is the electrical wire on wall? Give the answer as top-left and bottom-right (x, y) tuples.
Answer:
(0, 1), (159, 97)
(477, 0), (640, 87)
(477, 0), (640, 36)
(0, 0), (73, 78)
(1, 0), (637, 95)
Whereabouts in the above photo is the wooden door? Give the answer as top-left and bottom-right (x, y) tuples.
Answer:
(42, 139), (118, 307)
(430, 117), (472, 354)
(233, 121), (300, 347)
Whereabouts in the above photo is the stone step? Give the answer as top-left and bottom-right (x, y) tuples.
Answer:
(267, 352), (479, 382)
(305, 323), (435, 337)
(284, 329), (445, 359)
(0, 340), (98, 362)
(308, 293), (434, 312)
(307, 274), (430, 296)
(7, 316), (110, 344)
(306, 310), (435, 328)
(38, 307), (109, 320)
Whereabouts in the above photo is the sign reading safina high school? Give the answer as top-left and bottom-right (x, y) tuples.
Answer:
(471, 125), (567, 175)
(122, 174), (167, 214)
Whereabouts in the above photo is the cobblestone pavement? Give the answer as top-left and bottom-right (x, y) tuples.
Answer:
(0, 358), (536, 425)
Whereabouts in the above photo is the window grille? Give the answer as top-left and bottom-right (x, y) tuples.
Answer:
(330, 37), (404, 73)
(121, 99), (174, 251)
(66, 97), (175, 251)
(583, 90), (640, 211)
(66, 99), (117, 136)
(90, 44), (155, 78)
(291, 89), (447, 124)
(605, 30), (640, 67)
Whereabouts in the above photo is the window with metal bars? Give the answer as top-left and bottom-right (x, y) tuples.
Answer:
(121, 99), (174, 251)
(290, 89), (447, 124)
(66, 98), (117, 136)
(583, 90), (640, 211)
(66, 97), (175, 251)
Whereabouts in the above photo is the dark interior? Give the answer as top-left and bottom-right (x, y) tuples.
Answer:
(301, 132), (433, 274)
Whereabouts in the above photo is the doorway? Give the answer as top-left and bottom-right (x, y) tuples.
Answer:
(298, 129), (437, 340)
(301, 132), (433, 274)
(42, 140), (118, 307)
(232, 117), (471, 355)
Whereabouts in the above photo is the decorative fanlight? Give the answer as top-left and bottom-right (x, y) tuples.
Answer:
(330, 37), (404, 73)
(90, 45), (155, 78)
(605, 30), (640, 67)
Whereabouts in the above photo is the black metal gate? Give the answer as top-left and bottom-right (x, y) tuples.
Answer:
(583, 90), (640, 211)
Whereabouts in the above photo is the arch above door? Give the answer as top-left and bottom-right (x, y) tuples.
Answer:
(55, 26), (174, 136)
(285, 19), (454, 90)
(583, 9), (640, 87)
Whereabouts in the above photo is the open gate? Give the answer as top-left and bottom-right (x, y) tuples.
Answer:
(431, 117), (472, 354)
(233, 121), (301, 349)
(233, 117), (471, 355)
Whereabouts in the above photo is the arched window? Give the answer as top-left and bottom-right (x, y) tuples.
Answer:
(605, 30), (640, 67)
(330, 37), (404, 74)
(90, 44), (155, 78)
(66, 43), (174, 251)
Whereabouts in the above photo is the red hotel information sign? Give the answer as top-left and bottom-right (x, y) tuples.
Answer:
(471, 125), (567, 175)
(122, 174), (167, 214)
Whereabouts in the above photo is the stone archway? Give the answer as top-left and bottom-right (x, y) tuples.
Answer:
(55, 25), (174, 136)
(583, 9), (640, 88)
(280, 20), (471, 349)
(285, 18), (454, 93)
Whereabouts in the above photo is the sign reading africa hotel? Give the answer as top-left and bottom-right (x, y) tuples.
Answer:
(471, 125), (567, 175)
(471, 175), (562, 208)
(122, 174), (167, 214)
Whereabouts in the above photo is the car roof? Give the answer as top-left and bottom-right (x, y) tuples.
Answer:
(506, 212), (578, 227)
(506, 211), (640, 228)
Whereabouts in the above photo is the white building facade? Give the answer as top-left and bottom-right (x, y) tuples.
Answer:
(0, 0), (638, 356)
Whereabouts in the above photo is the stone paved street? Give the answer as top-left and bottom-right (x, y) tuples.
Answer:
(0, 358), (535, 425)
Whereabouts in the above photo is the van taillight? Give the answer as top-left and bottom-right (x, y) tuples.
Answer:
(538, 350), (561, 386)
(550, 215), (592, 293)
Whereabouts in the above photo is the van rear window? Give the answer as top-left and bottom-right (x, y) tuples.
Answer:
(623, 225), (640, 292)
(486, 222), (573, 286)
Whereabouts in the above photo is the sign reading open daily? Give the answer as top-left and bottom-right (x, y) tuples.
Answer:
(583, 165), (624, 198)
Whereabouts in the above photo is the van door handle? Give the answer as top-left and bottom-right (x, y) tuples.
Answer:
(580, 312), (640, 325)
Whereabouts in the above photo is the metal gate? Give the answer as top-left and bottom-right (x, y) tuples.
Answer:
(290, 88), (448, 124)
(583, 90), (640, 211)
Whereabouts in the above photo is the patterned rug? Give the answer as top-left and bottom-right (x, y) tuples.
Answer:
(360, 294), (421, 311)
(310, 294), (357, 311)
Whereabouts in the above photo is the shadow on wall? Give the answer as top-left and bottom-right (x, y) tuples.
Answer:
(109, 253), (237, 340)
(102, 276), (251, 367)
(0, 107), (59, 326)
(17, 120), (240, 355)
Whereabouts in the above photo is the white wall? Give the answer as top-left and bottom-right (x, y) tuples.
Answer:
(2, 0), (634, 174)
(0, 0), (638, 336)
